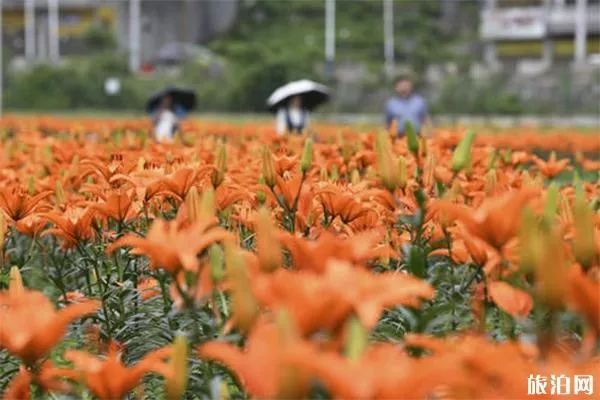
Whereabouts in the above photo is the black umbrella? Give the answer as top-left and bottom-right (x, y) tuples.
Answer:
(267, 80), (330, 113)
(146, 87), (197, 116)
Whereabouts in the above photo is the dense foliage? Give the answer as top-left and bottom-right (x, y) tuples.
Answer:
(0, 117), (599, 399)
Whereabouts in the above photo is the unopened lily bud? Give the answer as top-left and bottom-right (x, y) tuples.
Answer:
(256, 190), (266, 205)
(137, 157), (146, 171)
(502, 149), (512, 165)
(535, 226), (568, 310)
(350, 169), (361, 186)
(0, 212), (7, 246)
(55, 181), (66, 207)
(418, 136), (428, 160)
(211, 141), (227, 187)
(572, 194), (596, 269)
(543, 183), (560, 223)
(398, 156), (408, 190)
(275, 308), (299, 346)
(185, 187), (201, 223)
(256, 207), (281, 273)
(319, 167), (328, 181)
(451, 130), (476, 173)
(261, 146), (277, 188)
(330, 164), (340, 181)
(209, 244), (225, 282)
(199, 188), (215, 219)
(404, 121), (420, 156)
(225, 242), (259, 332)
(342, 139), (353, 164)
(376, 131), (397, 191)
(27, 176), (35, 195)
(487, 149), (498, 170)
(114, 132), (123, 148)
(42, 144), (54, 165)
(9, 266), (24, 297)
(165, 336), (189, 400)
(423, 154), (436, 189)
(519, 208), (542, 274)
(300, 138), (313, 174)
(484, 168), (497, 195)
(345, 316), (368, 362)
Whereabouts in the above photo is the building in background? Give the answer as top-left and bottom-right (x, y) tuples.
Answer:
(480, 0), (600, 67)
(2, 0), (116, 57)
(1, 0), (239, 65)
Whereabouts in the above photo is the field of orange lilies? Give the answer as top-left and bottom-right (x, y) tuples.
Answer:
(0, 116), (599, 399)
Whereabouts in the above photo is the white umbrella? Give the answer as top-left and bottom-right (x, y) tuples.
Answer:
(267, 79), (330, 113)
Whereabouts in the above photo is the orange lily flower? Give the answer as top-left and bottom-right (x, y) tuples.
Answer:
(317, 188), (372, 224)
(3, 361), (79, 400)
(108, 217), (234, 275)
(430, 188), (539, 250)
(0, 186), (53, 222)
(65, 344), (172, 400)
(0, 288), (99, 364)
(278, 230), (386, 273)
(568, 264), (600, 335)
(198, 318), (312, 399)
(137, 277), (161, 301)
(88, 190), (138, 224)
(532, 152), (571, 178)
(40, 207), (97, 249)
(14, 215), (48, 238)
(488, 281), (533, 319)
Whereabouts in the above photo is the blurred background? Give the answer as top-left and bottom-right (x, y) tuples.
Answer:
(1, 0), (599, 121)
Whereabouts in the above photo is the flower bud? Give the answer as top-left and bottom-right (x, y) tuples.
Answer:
(211, 140), (227, 187)
(341, 138), (353, 164)
(199, 188), (215, 220)
(484, 168), (497, 195)
(451, 130), (476, 173)
(572, 194), (596, 269)
(345, 316), (368, 362)
(165, 336), (189, 400)
(185, 187), (201, 223)
(397, 156), (408, 190)
(209, 244), (225, 282)
(404, 121), (420, 156)
(543, 183), (560, 224)
(27, 176), (35, 195)
(55, 181), (66, 207)
(261, 146), (277, 188)
(487, 149), (498, 170)
(137, 157), (146, 172)
(519, 208), (542, 274)
(256, 207), (281, 273)
(9, 266), (24, 297)
(225, 242), (259, 332)
(330, 164), (340, 181)
(535, 226), (568, 310)
(319, 167), (328, 181)
(375, 131), (397, 191)
(350, 169), (361, 186)
(300, 138), (313, 174)
(0, 212), (7, 246)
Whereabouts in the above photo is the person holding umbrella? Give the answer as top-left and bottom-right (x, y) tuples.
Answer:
(146, 87), (197, 143)
(267, 80), (330, 136)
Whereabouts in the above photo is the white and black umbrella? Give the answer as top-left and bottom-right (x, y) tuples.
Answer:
(146, 86), (197, 117)
(267, 79), (330, 113)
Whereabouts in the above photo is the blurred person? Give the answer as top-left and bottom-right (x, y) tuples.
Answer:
(153, 95), (180, 143)
(275, 95), (310, 136)
(385, 75), (432, 137)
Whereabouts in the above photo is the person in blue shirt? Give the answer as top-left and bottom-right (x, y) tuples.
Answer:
(385, 75), (432, 138)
